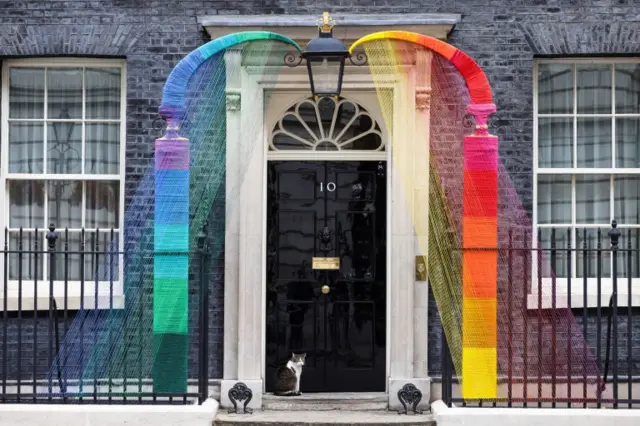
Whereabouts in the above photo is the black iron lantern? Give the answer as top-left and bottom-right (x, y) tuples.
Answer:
(52, 107), (75, 144)
(302, 12), (349, 98)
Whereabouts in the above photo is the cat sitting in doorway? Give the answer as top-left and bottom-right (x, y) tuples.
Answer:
(274, 353), (306, 396)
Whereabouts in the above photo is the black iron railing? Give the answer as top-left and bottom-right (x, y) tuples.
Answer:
(0, 224), (210, 405)
(441, 220), (640, 409)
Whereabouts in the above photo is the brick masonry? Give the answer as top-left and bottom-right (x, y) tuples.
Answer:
(1, 0), (640, 385)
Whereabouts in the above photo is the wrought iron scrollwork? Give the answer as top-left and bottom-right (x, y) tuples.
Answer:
(228, 382), (253, 414)
(152, 116), (167, 135)
(284, 52), (303, 68)
(462, 113), (475, 129)
(488, 113), (503, 130)
(397, 383), (423, 415)
(283, 51), (367, 68)
(348, 51), (368, 66)
(318, 226), (334, 253)
(462, 112), (503, 130)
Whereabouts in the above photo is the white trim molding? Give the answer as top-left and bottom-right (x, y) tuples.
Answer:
(220, 54), (434, 409)
(199, 13), (461, 44)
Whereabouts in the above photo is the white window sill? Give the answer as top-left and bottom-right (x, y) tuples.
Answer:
(527, 278), (640, 309)
(1, 281), (125, 311)
(0, 295), (125, 311)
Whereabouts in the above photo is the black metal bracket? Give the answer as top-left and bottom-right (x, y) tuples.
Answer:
(348, 51), (367, 66)
(397, 383), (423, 415)
(283, 51), (368, 68)
(228, 382), (253, 414)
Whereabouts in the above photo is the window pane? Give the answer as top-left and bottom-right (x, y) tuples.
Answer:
(577, 64), (612, 114)
(86, 68), (121, 119)
(616, 228), (640, 278)
(616, 118), (640, 168)
(47, 123), (82, 174)
(538, 118), (572, 168)
(576, 175), (610, 224)
(9, 122), (43, 173)
(537, 175), (571, 224)
(85, 123), (120, 174)
(576, 227), (610, 278)
(86, 181), (119, 229)
(615, 64), (640, 114)
(84, 231), (119, 281)
(47, 68), (82, 119)
(538, 64), (572, 114)
(8, 231), (44, 281)
(53, 231), (82, 281)
(9, 68), (44, 119)
(9, 181), (44, 228)
(614, 175), (640, 224)
(47, 180), (82, 228)
(538, 228), (569, 278)
(577, 118), (611, 168)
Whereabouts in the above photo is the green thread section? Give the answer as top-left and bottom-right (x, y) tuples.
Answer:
(153, 333), (188, 393)
(153, 277), (188, 334)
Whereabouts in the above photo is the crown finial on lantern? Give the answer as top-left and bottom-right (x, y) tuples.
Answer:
(317, 12), (335, 34)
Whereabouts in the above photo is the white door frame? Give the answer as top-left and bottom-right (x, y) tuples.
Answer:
(221, 54), (433, 411)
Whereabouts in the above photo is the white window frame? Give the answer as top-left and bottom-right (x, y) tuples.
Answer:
(0, 58), (126, 311)
(532, 57), (640, 309)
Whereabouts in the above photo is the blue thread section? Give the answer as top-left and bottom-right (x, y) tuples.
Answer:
(154, 255), (189, 279)
(161, 31), (301, 113)
(155, 170), (189, 225)
(155, 204), (189, 224)
(155, 224), (189, 251)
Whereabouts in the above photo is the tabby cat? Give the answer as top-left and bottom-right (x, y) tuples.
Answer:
(274, 353), (306, 396)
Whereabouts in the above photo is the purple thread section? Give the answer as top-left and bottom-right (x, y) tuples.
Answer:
(156, 139), (190, 170)
(463, 136), (498, 171)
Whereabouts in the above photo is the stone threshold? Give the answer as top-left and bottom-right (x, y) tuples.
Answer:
(263, 392), (388, 411)
(214, 410), (435, 425)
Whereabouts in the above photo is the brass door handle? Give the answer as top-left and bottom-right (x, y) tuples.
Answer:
(321, 285), (330, 294)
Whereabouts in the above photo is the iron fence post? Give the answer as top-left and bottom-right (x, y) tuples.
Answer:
(197, 222), (210, 404)
(609, 220), (621, 408)
(46, 224), (65, 398)
(441, 320), (452, 406)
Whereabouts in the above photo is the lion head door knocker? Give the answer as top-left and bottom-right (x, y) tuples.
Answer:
(318, 226), (334, 253)
(351, 181), (364, 200)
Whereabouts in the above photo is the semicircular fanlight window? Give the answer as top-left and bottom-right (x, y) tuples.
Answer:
(269, 97), (385, 151)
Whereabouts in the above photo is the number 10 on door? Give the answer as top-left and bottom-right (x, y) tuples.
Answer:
(320, 182), (336, 192)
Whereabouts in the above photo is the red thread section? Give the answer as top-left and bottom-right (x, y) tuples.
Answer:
(450, 50), (493, 104)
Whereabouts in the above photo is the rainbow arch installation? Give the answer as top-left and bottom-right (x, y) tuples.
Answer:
(153, 29), (498, 397)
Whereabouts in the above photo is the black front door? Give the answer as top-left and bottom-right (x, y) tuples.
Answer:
(265, 161), (387, 393)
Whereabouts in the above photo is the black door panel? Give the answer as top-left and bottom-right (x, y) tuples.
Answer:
(265, 161), (386, 392)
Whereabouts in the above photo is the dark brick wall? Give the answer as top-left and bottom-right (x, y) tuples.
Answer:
(1, 0), (640, 385)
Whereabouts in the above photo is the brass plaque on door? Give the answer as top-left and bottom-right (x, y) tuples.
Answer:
(312, 257), (340, 270)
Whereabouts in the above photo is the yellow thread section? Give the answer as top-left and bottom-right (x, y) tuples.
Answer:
(462, 347), (497, 399)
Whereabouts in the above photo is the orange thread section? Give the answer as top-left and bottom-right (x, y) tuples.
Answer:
(463, 217), (497, 249)
(463, 251), (498, 298)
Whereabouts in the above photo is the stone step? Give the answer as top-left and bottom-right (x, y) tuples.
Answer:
(262, 392), (388, 411)
(214, 410), (435, 426)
